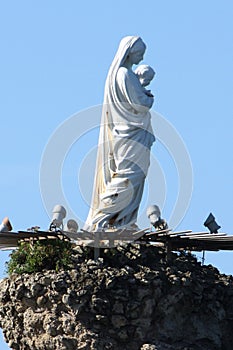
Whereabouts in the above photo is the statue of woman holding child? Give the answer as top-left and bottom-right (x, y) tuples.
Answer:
(84, 36), (155, 231)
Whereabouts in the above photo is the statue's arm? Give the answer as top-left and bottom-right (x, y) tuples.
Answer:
(117, 68), (154, 112)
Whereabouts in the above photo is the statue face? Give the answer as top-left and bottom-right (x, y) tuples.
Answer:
(129, 39), (146, 65)
(130, 49), (145, 65)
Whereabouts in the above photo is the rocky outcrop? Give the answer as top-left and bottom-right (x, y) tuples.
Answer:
(0, 244), (233, 350)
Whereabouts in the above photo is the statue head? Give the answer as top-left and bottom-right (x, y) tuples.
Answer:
(135, 64), (155, 87)
(108, 36), (146, 75)
(128, 37), (146, 65)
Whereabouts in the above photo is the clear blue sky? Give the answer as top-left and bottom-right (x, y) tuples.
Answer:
(0, 1), (232, 348)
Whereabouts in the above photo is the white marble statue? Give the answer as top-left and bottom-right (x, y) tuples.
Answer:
(84, 36), (155, 231)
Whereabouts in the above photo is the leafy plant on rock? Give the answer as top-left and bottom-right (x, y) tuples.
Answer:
(6, 239), (73, 275)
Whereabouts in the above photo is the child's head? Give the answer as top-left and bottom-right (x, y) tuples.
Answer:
(135, 64), (155, 87)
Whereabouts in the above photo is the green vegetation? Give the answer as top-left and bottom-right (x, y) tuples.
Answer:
(6, 239), (73, 275)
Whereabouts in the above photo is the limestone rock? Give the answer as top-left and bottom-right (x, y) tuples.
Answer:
(0, 244), (233, 349)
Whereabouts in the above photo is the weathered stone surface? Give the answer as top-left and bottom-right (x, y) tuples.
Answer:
(0, 244), (233, 349)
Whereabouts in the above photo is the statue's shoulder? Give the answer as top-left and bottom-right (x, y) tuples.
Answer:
(117, 66), (134, 81)
(117, 66), (128, 76)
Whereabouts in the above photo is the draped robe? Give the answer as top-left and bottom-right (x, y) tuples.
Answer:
(84, 36), (155, 231)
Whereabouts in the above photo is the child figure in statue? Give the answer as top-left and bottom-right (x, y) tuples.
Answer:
(135, 64), (155, 98)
